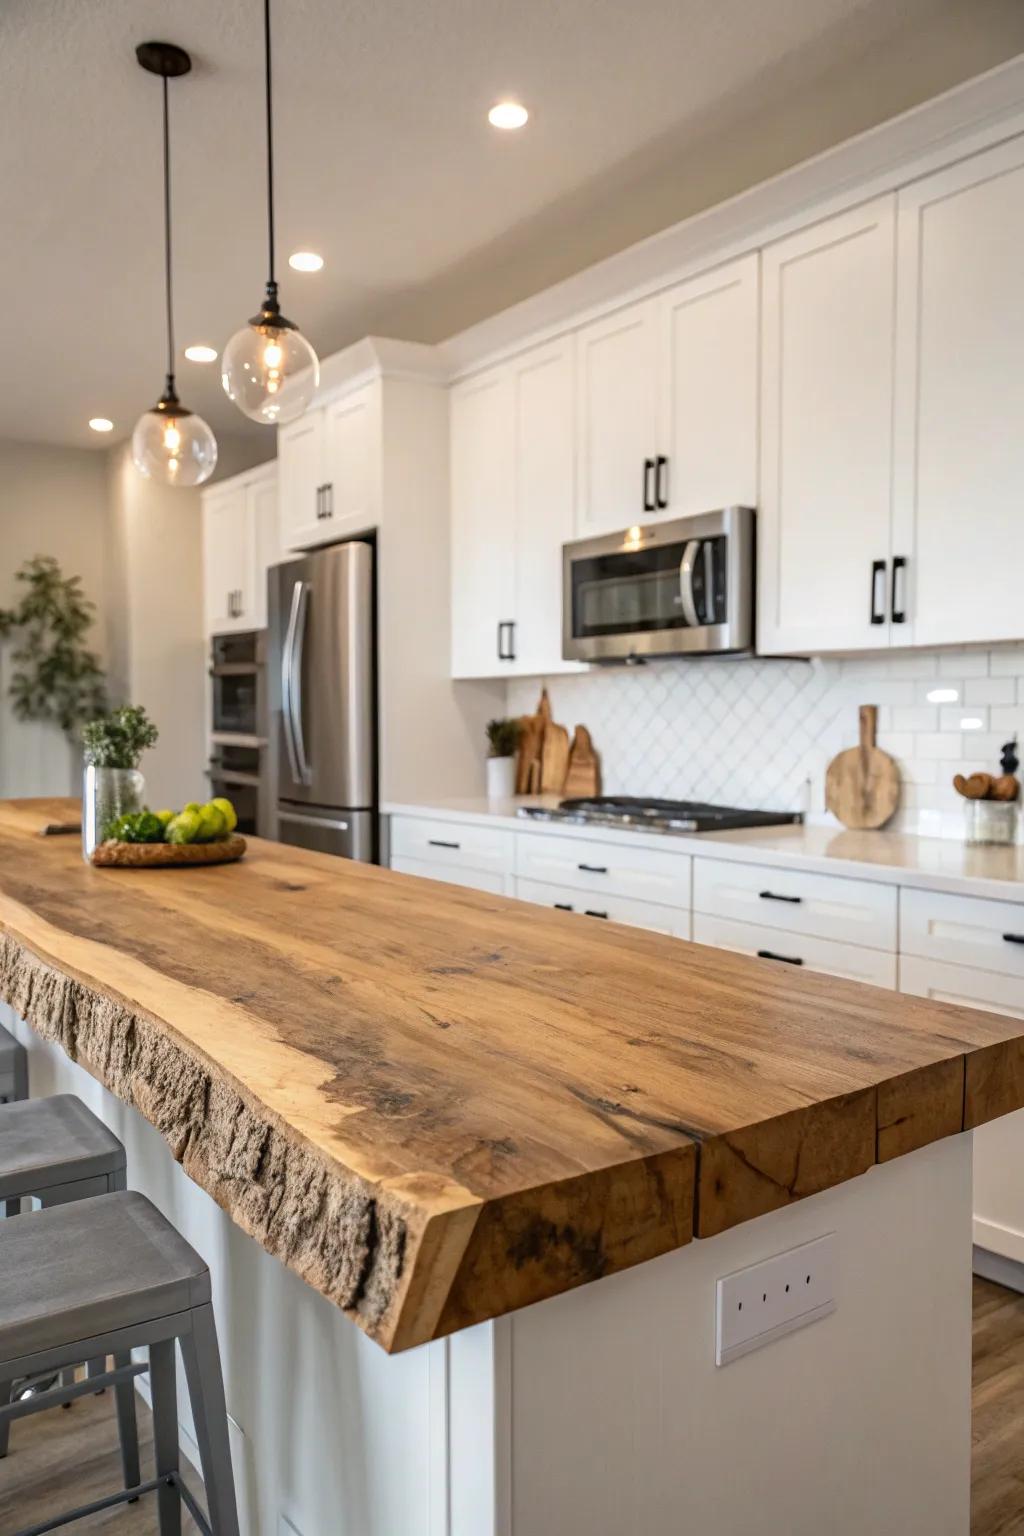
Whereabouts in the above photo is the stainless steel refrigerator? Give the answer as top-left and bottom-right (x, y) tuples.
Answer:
(268, 540), (376, 861)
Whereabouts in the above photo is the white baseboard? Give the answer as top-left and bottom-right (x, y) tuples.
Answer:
(973, 1244), (1024, 1295)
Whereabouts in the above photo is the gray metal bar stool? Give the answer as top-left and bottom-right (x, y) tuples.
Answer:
(0, 1094), (134, 1474)
(0, 1021), (28, 1104)
(0, 1190), (239, 1536)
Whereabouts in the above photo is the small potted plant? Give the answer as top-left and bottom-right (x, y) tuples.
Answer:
(81, 706), (160, 863)
(485, 718), (520, 801)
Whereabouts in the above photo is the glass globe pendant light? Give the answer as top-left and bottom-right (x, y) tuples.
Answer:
(221, 0), (319, 426)
(132, 42), (217, 487)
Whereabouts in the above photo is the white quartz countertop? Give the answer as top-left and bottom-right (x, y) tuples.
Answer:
(382, 795), (1024, 903)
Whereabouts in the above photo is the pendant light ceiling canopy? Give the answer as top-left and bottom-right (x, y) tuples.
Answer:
(221, 0), (319, 427)
(132, 41), (217, 487)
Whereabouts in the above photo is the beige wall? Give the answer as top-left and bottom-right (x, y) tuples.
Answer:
(0, 439), (120, 796)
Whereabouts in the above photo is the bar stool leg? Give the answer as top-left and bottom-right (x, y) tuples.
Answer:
(113, 1350), (141, 1492)
(179, 1305), (240, 1536)
(150, 1337), (182, 1536)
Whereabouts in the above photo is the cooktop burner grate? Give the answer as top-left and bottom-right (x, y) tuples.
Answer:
(517, 796), (802, 834)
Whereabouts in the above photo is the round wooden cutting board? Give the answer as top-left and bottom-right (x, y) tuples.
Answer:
(825, 705), (900, 830)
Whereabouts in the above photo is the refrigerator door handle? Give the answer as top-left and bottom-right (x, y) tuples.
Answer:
(278, 809), (351, 832)
(281, 580), (304, 785)
(289, 580), (312, 786)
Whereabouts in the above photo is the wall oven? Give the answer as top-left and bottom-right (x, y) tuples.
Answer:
(562, 507), (755, 663)
(207, 630), (270, 836)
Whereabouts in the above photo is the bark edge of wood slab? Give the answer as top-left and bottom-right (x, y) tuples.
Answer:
(1, 797), (1022, 1353)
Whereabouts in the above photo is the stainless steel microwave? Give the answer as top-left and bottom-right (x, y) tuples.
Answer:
(562, 507), (755, 663)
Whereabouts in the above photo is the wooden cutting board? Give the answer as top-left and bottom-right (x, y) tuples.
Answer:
(825, 705), (900, 830)
(563, 726), (601, 799)
(540, 722), (571, 794)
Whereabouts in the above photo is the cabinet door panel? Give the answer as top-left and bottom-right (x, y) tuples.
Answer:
(512, 339), (582, 676)
(894, 138), (1024, 647)
(759, 196), (897, 654)
(575, 299), (658, 537)
(202, 486), (248, 635)
(450, 369), (516, 678)
(246, 473), (279, 630)
(324, 385), (377, 536)
(657, 255), (758, 520)
(277, 409), (325, 551)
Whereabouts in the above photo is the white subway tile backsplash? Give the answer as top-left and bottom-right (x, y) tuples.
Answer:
(965, 677), (1016, 705)
(507, 644), (1024, 839)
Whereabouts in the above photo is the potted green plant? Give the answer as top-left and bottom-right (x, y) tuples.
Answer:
(485, 718), (520, 801)
(80, 706), (160, 862)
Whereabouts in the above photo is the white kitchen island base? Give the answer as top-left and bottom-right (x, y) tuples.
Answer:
(4, 1003), (973, 1536)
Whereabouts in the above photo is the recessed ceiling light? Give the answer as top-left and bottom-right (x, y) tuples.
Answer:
(89, 418), (113, 433)
(488, 101), (529, 130)
(288, 251), (324, 272)
(184, 344), (218, 363)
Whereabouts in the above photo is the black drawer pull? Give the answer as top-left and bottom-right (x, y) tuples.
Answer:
(585, 909), (609, 920)
(759, 890), (802, 905)
(427, 839), (460, 850)
(554, 902), (574, 912)
(757, 949), (804, 966)
(578, 863), (608, 874)
(1003, 933), (1024, 946)
(642, 458), (656, 512)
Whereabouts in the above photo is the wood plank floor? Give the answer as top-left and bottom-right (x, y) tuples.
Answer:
(2, 1280), (1023, 1531)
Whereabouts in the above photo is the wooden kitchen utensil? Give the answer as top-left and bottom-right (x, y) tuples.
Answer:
(953, 772), (994, 800)
(825, 705), (900, 830)
(516, 688), (551, 794)
(563, 725), (601, 799)
(540, 722), (571, 794)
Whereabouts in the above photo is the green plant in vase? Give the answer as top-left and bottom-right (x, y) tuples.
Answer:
(81, 705), (160, 861)
(485, 717), (521, 800)
(0, 555), (107, 737)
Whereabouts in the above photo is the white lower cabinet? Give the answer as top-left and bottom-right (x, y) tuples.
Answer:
(389, 855), (511, 897)
(389, 815), (514, 880)
(516, 876), (690, 938)
(899, 947), (1024, 1269)
(900, 886), (1024, 980)
(516, 831), (690, 908)
(693, 911), (896, 987)
(693, 856), (897, 951)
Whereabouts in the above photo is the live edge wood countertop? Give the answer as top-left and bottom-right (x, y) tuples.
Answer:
(2, 798), (1023, 1354)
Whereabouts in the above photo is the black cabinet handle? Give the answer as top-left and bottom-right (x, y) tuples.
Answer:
(427, 839), (460, 850)
(891, 556), (907, 624)
(315, 485), (323, 519)
(642, 458), (655, 512)
(323, 482), (333, 519)
(654, 455), (669, 509)
(757, 949), (804, 966)
(497, 621), (516, 661)
(870, 559), (887, 625)
(759, 890), (802, 905)
(585, 909), (609, 920)
(554, 902), (574, 911)
(578, 863), (608, 875)
(1003, 934), (1024, 946)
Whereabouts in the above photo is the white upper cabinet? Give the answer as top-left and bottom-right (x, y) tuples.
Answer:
(450, 369), (516, 678)
(893, 136), (1024, 648)
(202, 464), (278, 635)
(322, 383), (379, 538)
(656, 254), (758, 520)
(574, 299), (659, 536)
(277, 408), (325, 551)
(758, 196), (898, 655)
(450, 339), (582, 679)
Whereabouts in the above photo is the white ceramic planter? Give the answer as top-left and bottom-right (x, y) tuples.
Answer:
(486, 756), (517, 801)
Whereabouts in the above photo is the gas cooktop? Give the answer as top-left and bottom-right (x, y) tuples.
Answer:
(517, 796), (803, 835)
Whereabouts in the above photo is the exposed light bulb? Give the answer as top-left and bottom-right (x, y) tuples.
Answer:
(132, 395), (217, 486)
(222, 315), (318, 425)
(163, 422), (182, 453)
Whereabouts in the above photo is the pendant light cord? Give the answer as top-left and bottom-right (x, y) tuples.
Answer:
(162, 72), (176, 392)
(264, 0), (276, 292)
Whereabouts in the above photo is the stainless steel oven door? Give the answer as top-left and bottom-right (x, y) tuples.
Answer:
(276, 805), (374, 862)
(562, 507), (754, 662)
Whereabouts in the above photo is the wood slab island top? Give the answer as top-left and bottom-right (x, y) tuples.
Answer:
(1, 798), (1022, 1353)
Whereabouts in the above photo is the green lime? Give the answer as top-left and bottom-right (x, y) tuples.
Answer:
(209, 797), (237, 833)
(195, 805), (227, 842)
(183, 802), (203, 816)
(154, 809), (174, 829)
(166, 810), (202, 845)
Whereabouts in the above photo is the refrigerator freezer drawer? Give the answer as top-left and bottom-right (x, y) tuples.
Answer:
(277, 806), (375, 862)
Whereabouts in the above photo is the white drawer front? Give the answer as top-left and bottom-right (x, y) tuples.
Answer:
(693, 857), (896, 951)
(515, 877), (691, 939)
(898, 954), (1024, 1018)
(516, 832), (690, 910)
(693, 912), (896, 988)
(390, 816), (514, 876)
(900, 887), (1024, 980)
(390, 855), (509, 896)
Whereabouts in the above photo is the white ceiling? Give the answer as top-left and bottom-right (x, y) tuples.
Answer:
(2, 0), (1023, 451)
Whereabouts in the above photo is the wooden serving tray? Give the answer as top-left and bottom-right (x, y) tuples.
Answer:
(91, 834), (246, 868)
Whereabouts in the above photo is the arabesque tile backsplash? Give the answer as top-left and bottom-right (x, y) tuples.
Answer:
(507, 645), (1024, 839)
